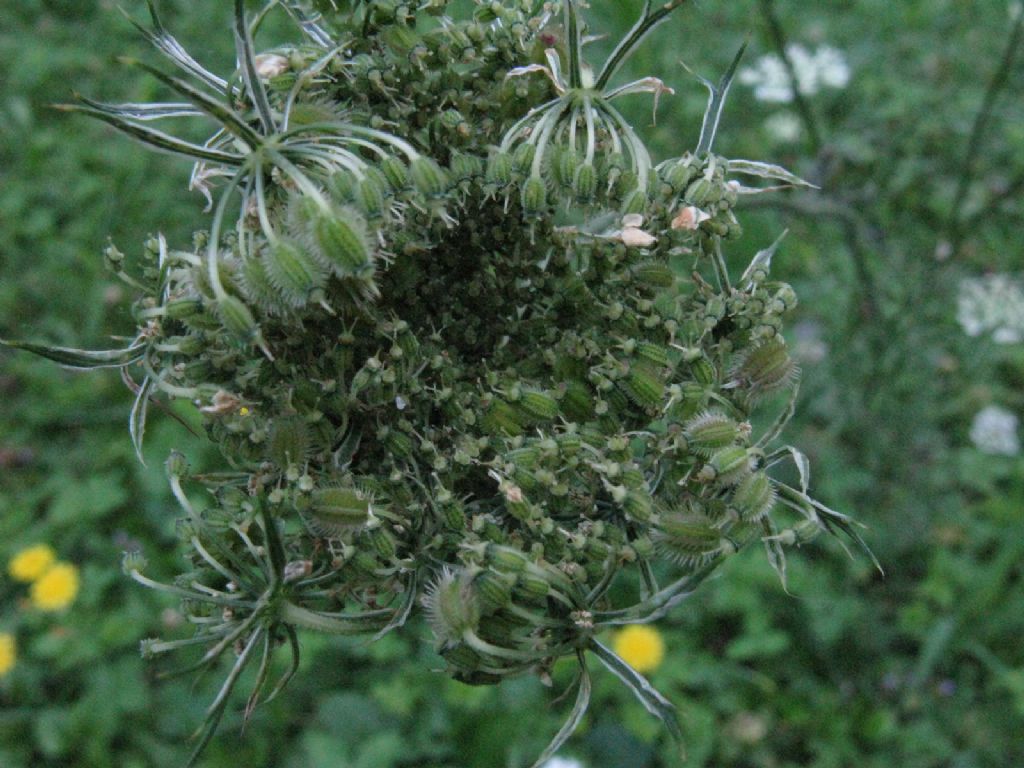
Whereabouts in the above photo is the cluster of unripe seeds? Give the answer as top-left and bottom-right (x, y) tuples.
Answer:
(12, 1), (866, 763)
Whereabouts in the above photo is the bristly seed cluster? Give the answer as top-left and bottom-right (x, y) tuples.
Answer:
(4, 1), (875, 765)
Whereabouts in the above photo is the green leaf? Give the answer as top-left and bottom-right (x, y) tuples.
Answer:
(529, 653), (592, 768)
(590, 639), (685, 756)
(727, 159), (816, 188)
(55, 104), (244, 165)
(129, 376), (154, 467)
(120, 0), (230, 94)
(0, 338), (146, 369)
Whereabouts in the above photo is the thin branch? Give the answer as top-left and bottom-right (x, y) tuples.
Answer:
(949, 7), (1024, 246)
(757, 0), (823, 154)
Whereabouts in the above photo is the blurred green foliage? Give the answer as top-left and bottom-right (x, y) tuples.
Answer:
(1, 1), (1022, 766)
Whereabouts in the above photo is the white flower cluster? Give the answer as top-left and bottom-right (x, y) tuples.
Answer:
(956, 274), (1024, 344)
(739, 44), (851, 103)
(969, 405), (1021, 456)
(541, 758), (587, 768)
(764, 112), (803, 143)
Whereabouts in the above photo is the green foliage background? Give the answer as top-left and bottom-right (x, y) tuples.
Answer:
(1, 1), (1022, 766)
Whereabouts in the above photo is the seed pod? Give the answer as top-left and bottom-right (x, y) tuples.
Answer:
(262, 240), (326, 308)
(555, 432), (583, 456)
(621, 188), (647, 215)
(481, 398), (524, 436)
(551, 146), (578, 188)
(367, 525), (397, 560)
(731, 472), (776, 522)
(294, 198), (374, 278)
(515, 571), (550, 601)
(165, 297), (203, 320)
(266, 416), (311, 470)
(217, 295), (262, 345)
(484, 544), (531, 573)
(731, 338), (798, 399)
(557, 380), (595, 421)
(507, 445), (541, 469)
(689, 355), (717, 386)
(666, 159), (697, 191)
(410, 156), (449, 198)
(654, 506), (727, 567)
(450, 151), (483, 182)
(239, 255), (289, 314)
(685, 177), (722, 206)
(521, 175), (547, 216)
(356, 174), (389, 219)
(636, 342), (670, 368)
(700, 446), (753, 486)
(379, 426), (415, 460)
(512, 142), (536, 173)
(425, 568), (480, 645)
(514, 389), (559, 422)
(474, 568), (516, 613)
(486, 150), (514, 189)
(306, 486), (373, 536)
(622, 489), (654, 522)
(620, 464), (645, 489)
(379, 155), (409, 190)
(573, 162), (598, 203)
(629, 259), (675, 288)
(620, 366), (665, 409)
(684, 410), (742, 456)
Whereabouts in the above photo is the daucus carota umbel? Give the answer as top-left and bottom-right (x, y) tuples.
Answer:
(2, 1), (878, 764)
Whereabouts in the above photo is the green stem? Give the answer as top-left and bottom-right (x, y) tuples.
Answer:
(595, 0), (690, 92)
(757, 0), (822, 153)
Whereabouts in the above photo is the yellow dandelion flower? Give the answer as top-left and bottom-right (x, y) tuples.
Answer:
(8, 544), (57, 583)
(612, 624), (665, 674)
(0, 633), (15, 678)
(29, 562), (80, 612)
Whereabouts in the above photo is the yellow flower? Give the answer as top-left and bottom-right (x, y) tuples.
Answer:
(612, 624), (665, 674)
(8, 544), (57, 583)
(29, 562), (80, 612)
(0, 633), (14, 678)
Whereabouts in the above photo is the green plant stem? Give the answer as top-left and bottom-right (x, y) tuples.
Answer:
(596, 0), (691, 91)
(949, 7), (1024, 249)
(757, 0), (823, 154)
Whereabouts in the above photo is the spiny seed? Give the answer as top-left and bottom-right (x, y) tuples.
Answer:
(306, 486), (373, 536)
(266, 416), (311, 470)
(239, 255), (289, 314)
(620, 367), (665, 409)
(262, 240), (326, 307)
(732, 472), (776, 522)
(514, 390), (559, 422)
(486, 151), (514, 188)
(655, 507), (727, 567)
(685, 411), (742, 455)
(521, 176), (547, 215)
(732, 339), (798, 398)
(424, 569), (480, 645)
(701, 446), (753, 485)
(410, 156), (449, 198)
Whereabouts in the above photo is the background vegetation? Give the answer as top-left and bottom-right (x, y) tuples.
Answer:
(1, 1), (1022, 765)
